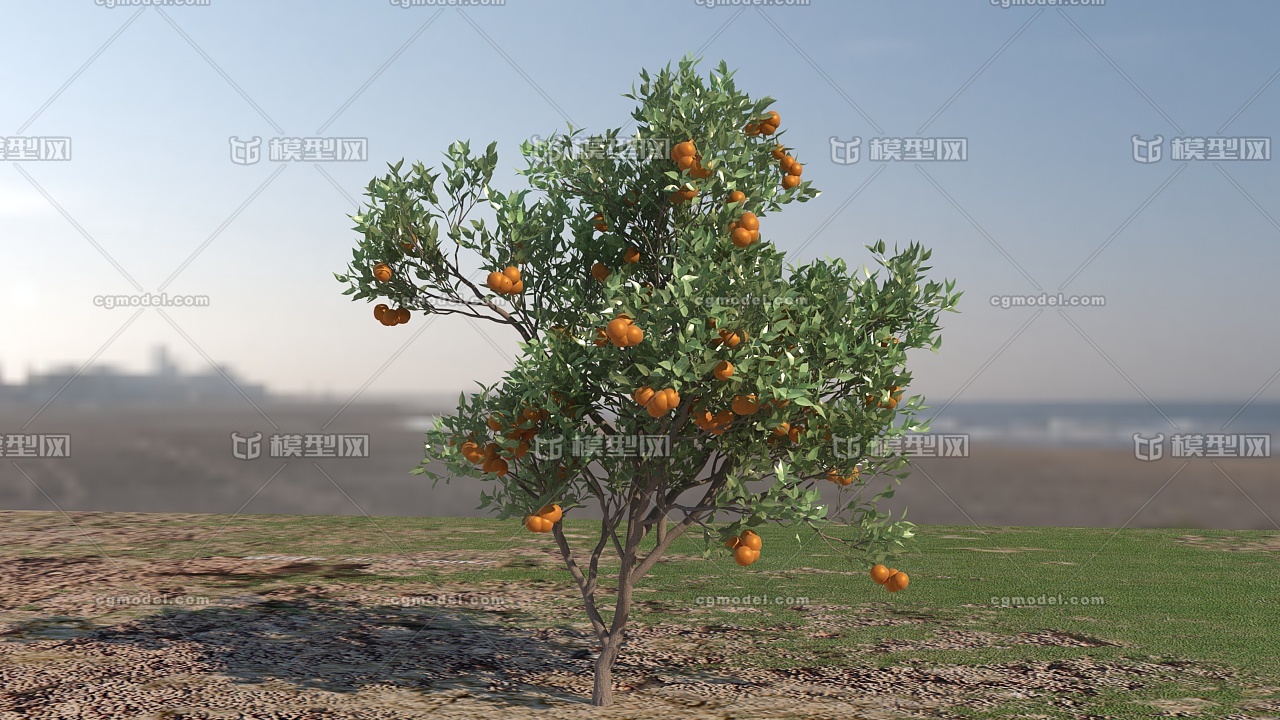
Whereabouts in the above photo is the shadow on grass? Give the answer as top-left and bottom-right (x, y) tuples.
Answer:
(78, 599), (603, 706)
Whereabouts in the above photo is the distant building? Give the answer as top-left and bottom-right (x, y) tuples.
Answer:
(0, 346), (268, 408)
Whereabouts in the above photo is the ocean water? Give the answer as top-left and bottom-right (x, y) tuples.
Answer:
(402, 402), (1280, 450)
(914, 402), (1280, 449)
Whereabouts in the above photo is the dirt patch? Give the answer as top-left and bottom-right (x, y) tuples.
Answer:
(1175, 534), (1280, 553)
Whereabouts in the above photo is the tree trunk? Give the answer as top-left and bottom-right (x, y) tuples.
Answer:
(591, 631), (625, 706)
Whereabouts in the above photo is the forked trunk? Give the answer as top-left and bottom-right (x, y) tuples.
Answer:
(591, 631), (626, 706)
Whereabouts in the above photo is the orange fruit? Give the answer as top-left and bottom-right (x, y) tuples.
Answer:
(724, 536), (741, 549)
(373, 263), (393, 282)
(537, 504), (563, 523)
(738, 212), (759, 231)
(780, 155), (796, 172)
(593, 328), (609, 346)
(726, 190), (746, 205)
(743, 123), (760, 137)
(510, 279), (524, 295)
(624, 324), (644, 347)
(734, 546), (760, 566)
(731, 395), (760, 415)
(525, 515), (553, 533)
(606, 317), (632, 343)
(591, 263), (611, 281)
(713, 361), (733, 380)
(676, 154), (696, 172)
(373, 303), (389, 322)
(395, 308), (410, 324)
(786, 162), (803, 177)
(772, 422), (790, 438)
(763, 110), (781, 127)
(788, 424), (802, 444)
(781, 175), (800, 190)
(593, 213), (607, 232)
(488, 457), (509, 476)
(503, 266), (521, 283)
(689, 160), (712, 179)
(486, 271), (505, 292)
(623, 247), (641, 264)
(870, 564), (892, 585)
(634, 386), (656, 406)
(885, 571), (909, 592)
(672, 140), (697, 160)
(731, 227), (754, 247)
(739, 530), (762, 552)
(770, 145), (786, 161)
(720, 330), (742, 348)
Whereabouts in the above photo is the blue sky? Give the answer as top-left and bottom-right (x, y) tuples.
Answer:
(2, 0), (1278, 403)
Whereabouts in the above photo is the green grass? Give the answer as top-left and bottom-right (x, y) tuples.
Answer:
(5, 512), (1278, 718)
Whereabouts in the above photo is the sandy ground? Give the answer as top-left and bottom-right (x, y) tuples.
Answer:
(1, 402), (1277, 530)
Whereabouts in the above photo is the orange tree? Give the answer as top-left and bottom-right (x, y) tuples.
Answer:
(335, 56), (960, 707)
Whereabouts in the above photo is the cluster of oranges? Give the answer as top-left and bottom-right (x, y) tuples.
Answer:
(670, 140), (713, 180)
(598, 314), (644, 347)
(525, 504), (562, 533)
(694, 407), (735, 435)
(744, 110), (781, 137)
(458, 406), (549, 477)
(712, 361), (733, 380)
(634, 386), (680, 418)
(710, 327), (745, 349)
(730, 394), (760, 415)
(373, 262), (393, 283)
(870, 564), (909, 592)
(374, 304), (410, 326)
(769, 420), (804, 445)
(724, 529), (763, 566)
(728, 211), (761, 249)
(486, 266), (525, 295)
(768, 141), (803, 190)
(826, 466), (861, 486)
(866, 385), (905, 410)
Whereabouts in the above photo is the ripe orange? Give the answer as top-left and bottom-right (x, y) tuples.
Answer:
(525, 515), (553, 533)
(634, 386), (656, 406)
(870, 564), (892, 585)
(606, 317), (632, 343)
(373, 263), (393, 282)
(713, 361), (734, 380)
(780, 155), (796, 172)
(739, 530), (762, 552)
(537, 504), (563, 523)
(671, 140), (697, 160)
(719, 330), (743, 348)
(676, 154), (697, 172)
(738, 212), (759, 231)
(781, 175), (800, 190)
(743, 123), (760, 137)
(623, 247), (641, 264)
(373, 304), (389, 322)
(624, 324), (644, 347)
(763, 110), (781, 127)
(724, 536), (741, 549)
(711, 410), (735, 435)
(731, 395), (760, 415)
(503, 266), (521, 283)
(786, 162), (803, 177)
(487, 271), (514, 294)
(488, 457), (509, 476)
(734, 545), (760, 566)
(885, 571), (909, 592)
(731, 227), (754, 247)
(593, 213), (607, 232)
(770, 145), (786, 161)
(593, 328), (609, 346)
(726, 190), (746, 205)
(772, 422), (790, 438)
(395, 308), (410, 324)
(788, 424), (802, 444)
(590, 263), (611, 282)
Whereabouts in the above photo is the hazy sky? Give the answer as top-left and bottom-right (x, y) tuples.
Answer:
(2, 0), (1278, 403)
